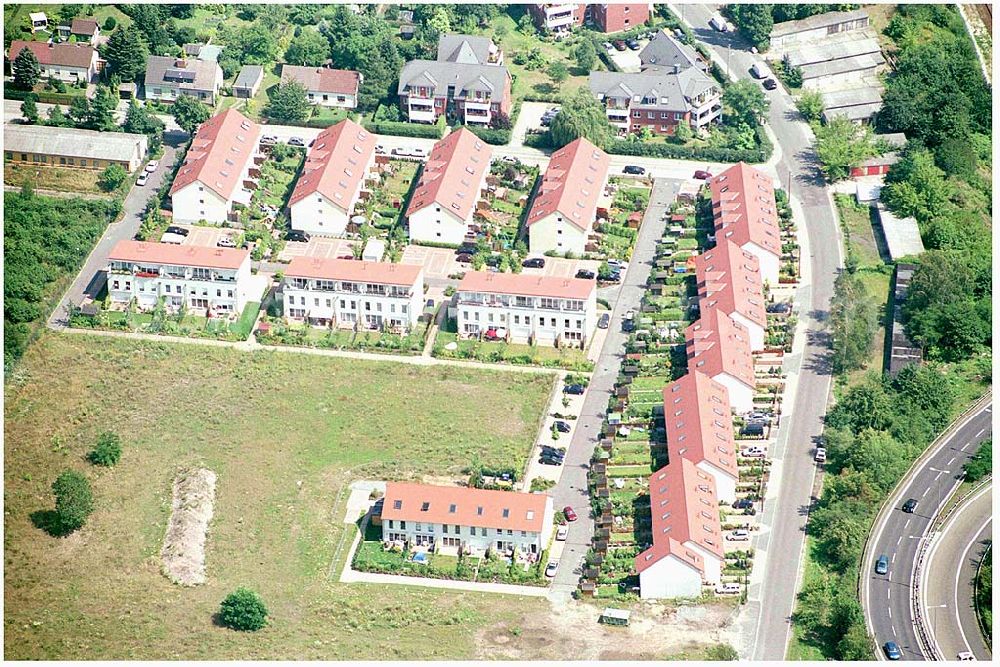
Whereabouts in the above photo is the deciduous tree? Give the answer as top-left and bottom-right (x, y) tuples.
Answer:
(171, 94), (211, 135)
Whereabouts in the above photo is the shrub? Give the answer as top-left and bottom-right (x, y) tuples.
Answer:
(219, 588), (268, 631)
(458, 124), (511, 145)
(103, 16), (117, 30)
(361, 118), (446, 140)
(98, 164), (128, 192)
(52, 470), (93, 532)
(88, 431), (122, 467)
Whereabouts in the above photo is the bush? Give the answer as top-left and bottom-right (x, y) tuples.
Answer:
(98, 164), (129, 192)
(88, 431), (122, 467)
(103, 16), (117, 30)
(458, 124), (511, 145)
(219, 588), (268, 631)
(52, 470), (93, 532)
(605, 126), (771, 163)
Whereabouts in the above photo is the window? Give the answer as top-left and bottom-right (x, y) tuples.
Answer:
(400, 520), (405, 529)
(388, 520), (393, 529)
(502, 508), (509, 518)
(442, 524), (448, 534)
(393, 500), (402, 509)
(449, 504), (457, 513)
(415, 522), (422, 531)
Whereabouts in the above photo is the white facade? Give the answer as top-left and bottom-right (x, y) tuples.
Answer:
(290, 192), (351, 237)
(283, 272), (424, 332)
(696, 461), (737, 505)
(170, 183), (234, 225)
(539, 4), (579, 31)
(729, 312), (765, 353)
(744, 243), (780, 287)
(408, 205), (471, 246)
(146, 63), (224, 105)
(706, 373), (754, 415)
(305, 88), (358, 109)
(40, 62), (93, 83)
(455, 288), (598, 346)
(528, 212), (589, 256)
(106, 256), (252, 316)
(639, 556), (704, 599)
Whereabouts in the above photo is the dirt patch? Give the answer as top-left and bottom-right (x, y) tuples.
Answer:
(475, 597), (738, 660)
(160, 468), (216, 586)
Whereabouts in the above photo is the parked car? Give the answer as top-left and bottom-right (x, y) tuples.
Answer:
(603, 41), (614, 52)
(902, 498), (918, 513)
(814, 447), (827, 463)
(598, 313), (611, 329)
(539, 456), (562, 466)
(556, 524), (569, 541)
(260, 135), (278, 145)
(750, 62), (772, 79)
(883, 641), (902, 661)
(727, 529), (750, 542)
(484, 254), (502, 268)
(625, 38), (640, 50)
(875, 554), (889, 575)
(457, 242), (478, 255)
(337, 254), (355, 260)
(165, 226), (189, 237)
(763, 78), (778, 91)
(145, 160), (159, 173)
(716, 582), (741, 595)
(741, 446), (766, 458)
(693, 169), (713, 180)
(288, 136), (306, 146)
(673, 28), (688, 43)
(375, 144), (386, 155)
(136, 172), (149, 186)
(958, 652), (976, 661)
(563, 506), (578, 522)
(563, 383), (586, 395)
(484, 327), (507, 341)
(541, 445), (566, 457)
(425, 298), (435, 309)
(623, 165), (646, 175)
(545, 561), (559, 577)
(554, 420), (571, 433)
(767, 302), (791, 314)
(522, 257), (546, 269)
(456, 253), (474, 264)
(575, 269), (596, 280)
(217, 236), (237, 248)
(622, 319), (636, 333)
(709, 14), (727, 31)
(613, 39), (627, 51)
(732, 498), (755, 511)
(286, 230), (310, 243)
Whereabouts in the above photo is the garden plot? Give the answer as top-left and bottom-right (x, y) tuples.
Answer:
(478, 160), (539, 249)
(594, 181), (650, 261)
(161, 468), (216, 587)
(358, 159), (420, 235)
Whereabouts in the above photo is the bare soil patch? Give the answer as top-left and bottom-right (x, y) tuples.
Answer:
(161, 468), (217, 586)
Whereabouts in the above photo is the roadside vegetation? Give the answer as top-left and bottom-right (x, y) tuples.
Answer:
(975, 548), (992, 643)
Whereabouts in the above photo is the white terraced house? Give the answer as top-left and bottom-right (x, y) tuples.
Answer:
(455, 272), (597, 347)
(282, 256), (424, 332)
(106, 240), (252, 317)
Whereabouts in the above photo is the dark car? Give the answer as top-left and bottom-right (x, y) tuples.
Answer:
(883, 641), (902, 660)
(622, 319), (636, 333)
(767, 302), (791, 314)
(732, 498), (754, 510)
(902, 498), (918, 513)
(623, 165), (646, 175)
(522, 257), (546, 269)
(540, 451), (565, 463)
(538, 456), (562, 466)
(563, 383), (586, 395)
(541, 445), (566, 456)
(554, 420), (571, 433)
(613, 40), (627, 51)
(286, 230), (310, 243)
(762, 78), (778, 91)
(598, 313), (611, 329)
(165, 225), (189, 237)
(673, 28), (688, 43)
(693, 169), (713, 180)
(625, 38), (640, 50)
(875, 554), (889, 575)
(575, 269), (596, 280)
(457, 242), (478, 255)
(456, 253), (474, 264)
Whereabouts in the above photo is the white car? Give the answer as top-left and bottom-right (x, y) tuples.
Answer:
(136, 172), (149, 186)
(556, 524), (569, 541)
(958, 652), (976, 661)
(815, 447), (827, 463)
(741, 446), (766, 458)
(727, 529), (750, 542)
(545, 561), (559, 577)
(709, 14), (727, 31)
(260, 135), (278, 145)
(145, 160), (159, 173)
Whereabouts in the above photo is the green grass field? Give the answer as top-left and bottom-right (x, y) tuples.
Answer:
(3, 333), (553, 659)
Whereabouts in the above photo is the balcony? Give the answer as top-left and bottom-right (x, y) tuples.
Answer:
(463, 109), (491, 125)
(408, 104), (437, 124)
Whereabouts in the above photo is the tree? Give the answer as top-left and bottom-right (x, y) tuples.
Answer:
(549, 88), (613, 149)
(88, 431), (123, 466)
(518, 12), (535, 35)
(45, 104), (73, 127)
(171, 94), (212, 135)
(284, 28), (329, 67)
(727, 3), (774, 50)
(704, 644), (740, 660)
(58, 4), (83, 24)
(52, 470), (93, 533)
(673, 121), (694, 143)
(964, 440), (992, 482)
(123, 100), (165, 151)
(20, 95), (39, 124)
(829, 271), (879, 374)
(814, 117), (879, 182)
(98, 164), (128, 192)
(795, 90), (824, 123)
(573, 40), (597, 71)
(355, 34), (404, 112)
(12, 46), (42, 91)
(548, 61), (569, 84)
(103, 16), (117, 31)
(425, 7), (452, 41)
(219, 23), (280, 76)
(722, 80), (769, 130)
(125, 4), (172, 54)
(84, 84), (119, 132)
(264, 80), (310, 124)
(219, 588), (268, 631)
(101, 27), (150, 82)
(881, 147), (953, 222)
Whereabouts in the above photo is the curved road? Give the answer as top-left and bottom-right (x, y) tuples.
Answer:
(862, 399), (992, 660)
(923, 482), (992, 661)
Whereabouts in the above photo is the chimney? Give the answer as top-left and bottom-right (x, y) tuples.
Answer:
(175, 58), (187, 68)
(673, 64), (680, 74)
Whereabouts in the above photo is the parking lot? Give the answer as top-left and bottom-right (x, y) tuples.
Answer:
(279, 236), (357, 261)
(604, 37), (651, 72)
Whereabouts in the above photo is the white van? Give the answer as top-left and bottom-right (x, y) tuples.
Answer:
(751, 61), (773, 79)
(709, 14), (727, 32)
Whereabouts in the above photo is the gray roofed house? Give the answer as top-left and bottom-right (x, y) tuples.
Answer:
(639, 30), (706, 73)
(233, 65), (264, 99)
(145, 55), (224, 105)
(5, 125), (149, 172)
(397, 59), (512, 124)
(436, 34), (503, 65)
(589, 69), (722, 134)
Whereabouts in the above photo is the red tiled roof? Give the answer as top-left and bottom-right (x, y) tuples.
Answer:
(685, 306), (755, 389)
(710, 162), (781, 258)
(663, 371), (738, 482)
(458, 271), (595, 300)
(406, 128), (491, 221)
(284, 256), (422, 287)
(694, 240), (767, 331)
(169, 109), (261, 200)
(9, 40), (95, 68)
(635, 458), (724, 575)
(281, 65), (361, 95)
(381, 482), (549, 533)
(109, 240), (249, 270)
(526, 137), (610, 232)
(288, 119), (375, 211)
(70, 18), (99, 35)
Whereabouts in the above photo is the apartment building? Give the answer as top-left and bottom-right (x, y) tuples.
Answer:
(169, 109), (262, 224)
(380, 482), (554, 557)
(436, 33), (504, 66)
(685, 307), (756, 414)
(8, 40), (99, 83)
(526, 137), (610, 255)
(636, 458), (725, 599)
(694, 240), (767, 351)
(710, 162), (782, 286)
(106, 240), (252, 316)
(406, 128), (492, 245)
(455, 272), (597, 347)
(528, 3), (586, 33)
(397, 59), (512, 126)
(288, 119), (377, 236)
(589, 68), (722, 136)
(280, 65), (362, 109)
(282, 256), (424, 332)
(145, 55), (224, 105)
(5, 125), (148, 173)
(663, 371), (739, 503)
(592, 3), (650, 33)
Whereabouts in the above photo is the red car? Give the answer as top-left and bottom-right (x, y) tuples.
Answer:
(563, 506), (578, 522)
(693, 169), (713, 180)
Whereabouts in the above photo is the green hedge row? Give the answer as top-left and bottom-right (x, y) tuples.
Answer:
(457, 124), (511, 145)
(361, 118), (446, 140)
(606, 127), (771, 163)
(4, 88), (82, 105)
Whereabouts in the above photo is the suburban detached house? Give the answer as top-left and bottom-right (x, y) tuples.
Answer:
(280, 65), (362, 109)
(7, 40), (99, 83)
(455, 272), (597, 347)
(232, 64), (264, 99)
(406, 128), (492, 245)
(282, 256), (424, 332)
(398, 34), (511, 126)
(59, 18), (99, 44)
(169, 109), (263, 224)
(589, 68), (722, 137)
(106, 240), (253, 317)
(636, 458), (725, 599)
(639, 30), (707, 73)
(5, 125), (148, 173)
(710, 162), (782, 286)
(685, 306), (756, 414)
(379, 482), (554, 558)
(694, 239), (767, 352)
(528, 4), (650, 33)
(145, 55), (223, 105)
(288, 119), (377, 237)
(526, 137), (610, 255)
(663, 371), (739, 503)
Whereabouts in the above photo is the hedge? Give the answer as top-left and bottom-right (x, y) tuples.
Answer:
(4, 88), (83, 105)
(526, 127), (771, 163)
(361, 117), (446, 140)
(458, 124), (511, 145)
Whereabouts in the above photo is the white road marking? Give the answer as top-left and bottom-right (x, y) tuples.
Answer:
(904, 519), (911, 530)
(922, 487), (930, 497)
(887, 589), (891, 600)
(947, 456), (956, 466)
(888, 606), (892, 619)
(976, 428), (985, 437)
(962, 442), (971, 451)
(892, 625), (897, 638)
(897, 536), (903, 546)
(891, 553), (897, 563)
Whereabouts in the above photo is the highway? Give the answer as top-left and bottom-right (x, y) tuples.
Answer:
(669, 4), (843, 660)
(861, 398), (992, 660)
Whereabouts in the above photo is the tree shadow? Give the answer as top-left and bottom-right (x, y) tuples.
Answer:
(29, 510), (75, 537)
(532, 82), (557, 95)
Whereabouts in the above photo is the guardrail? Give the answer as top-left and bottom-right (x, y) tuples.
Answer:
(858, 391), (992, 658)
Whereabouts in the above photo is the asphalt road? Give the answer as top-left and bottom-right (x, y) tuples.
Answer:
(862, 399), (992, 661)
(923, 482), (992, 661)
(549, 177), (681, 596)
(670, 4), (844, 659)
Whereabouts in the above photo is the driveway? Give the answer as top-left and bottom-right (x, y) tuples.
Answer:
(511, 101), (552, 148)
(607, 40), (648, 72)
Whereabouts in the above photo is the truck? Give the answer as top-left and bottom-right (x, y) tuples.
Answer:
(709, 14), (727, 31)
(750, 61), (773, 79)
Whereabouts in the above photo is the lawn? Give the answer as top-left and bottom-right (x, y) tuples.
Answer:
(433, 329), (594, 372)
(835, 194), (883, 267)
(361, 160), (420, 232)
(4, 4), (132, 41)
(4, 163), (103, 194)
(3, 332), (553, 659)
